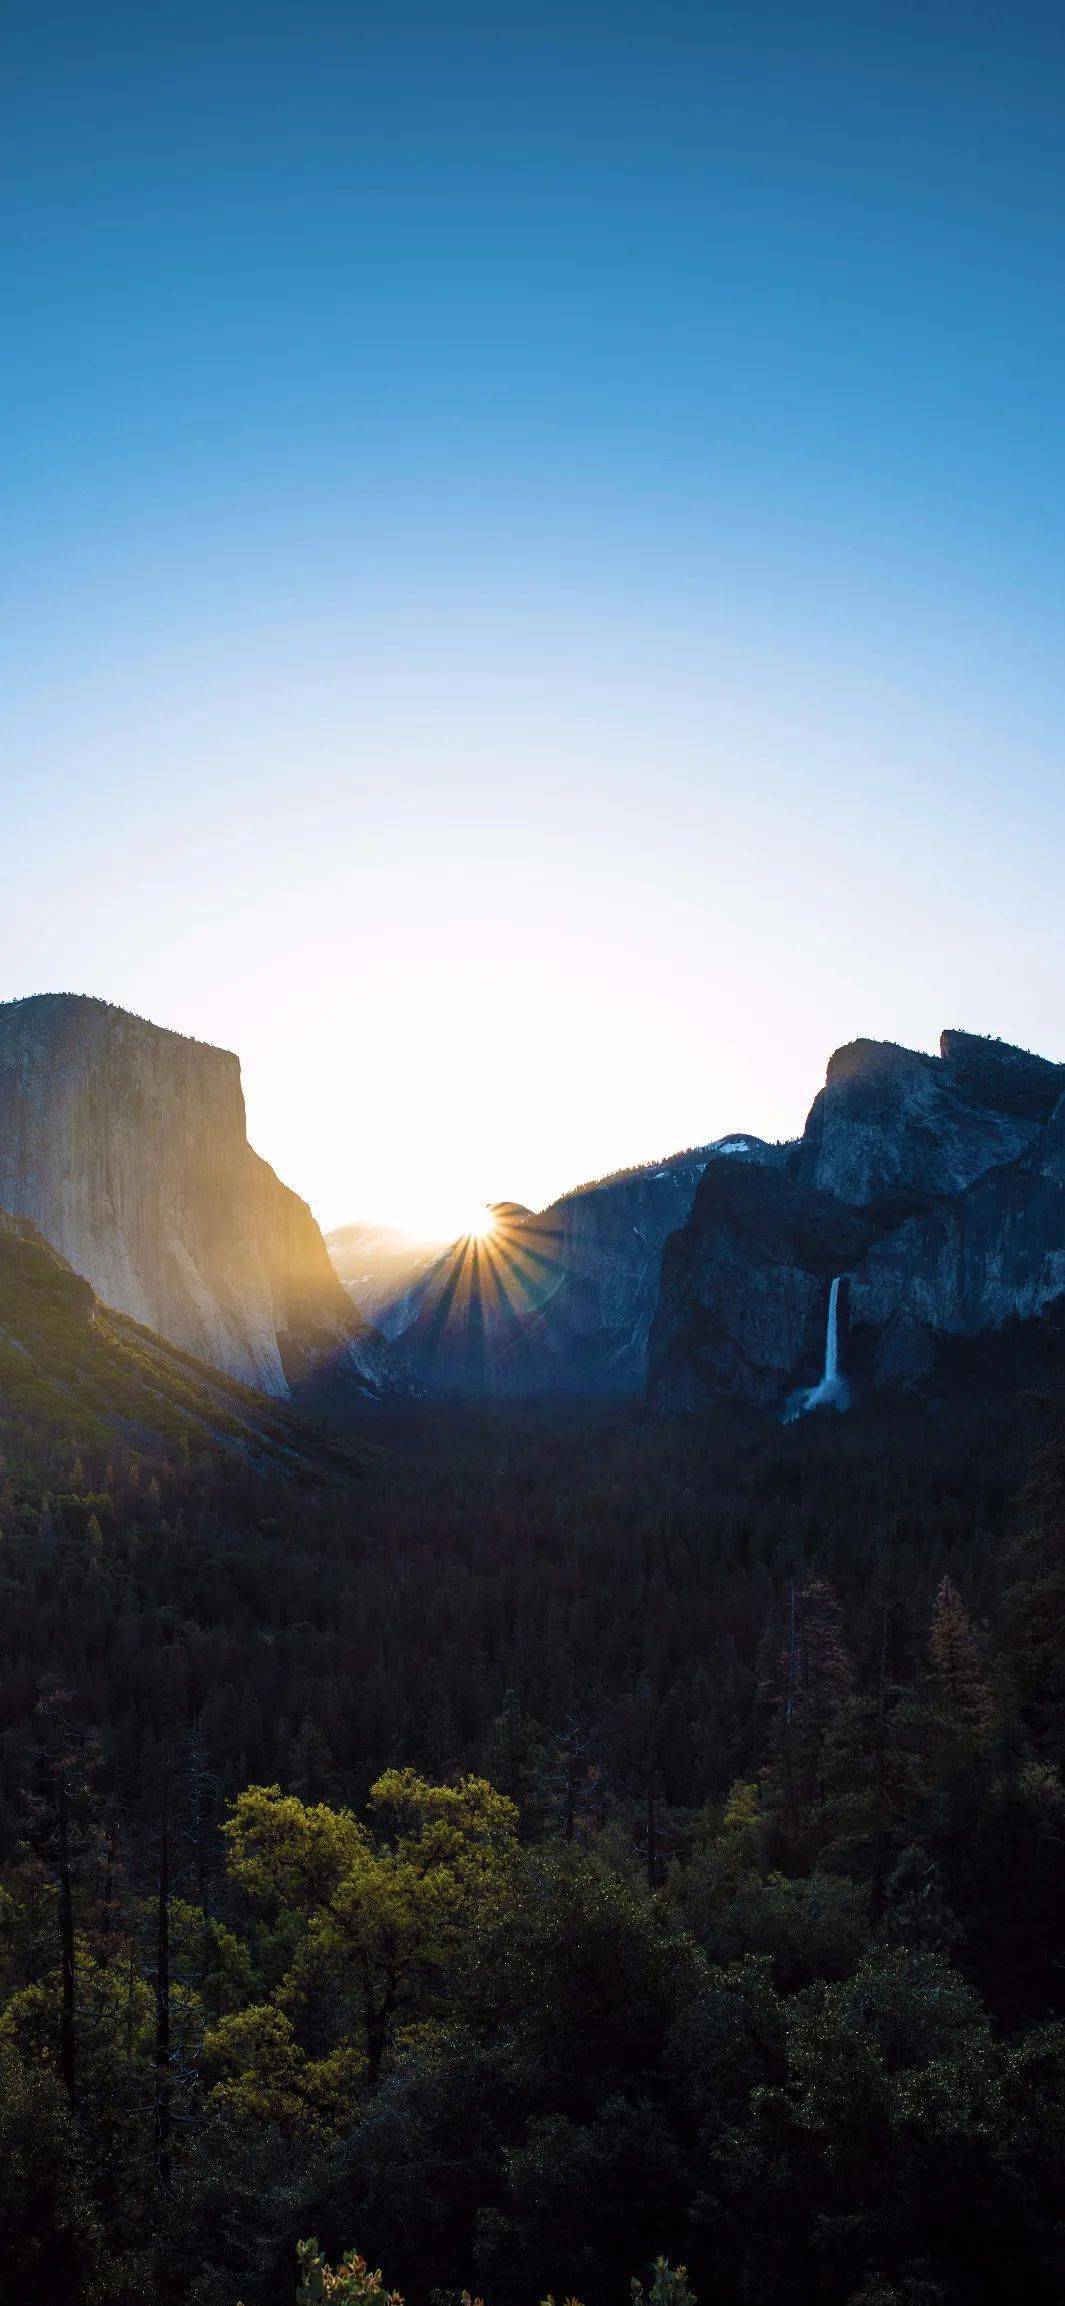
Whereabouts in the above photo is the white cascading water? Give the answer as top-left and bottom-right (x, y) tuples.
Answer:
(823, 1273), (840, 1389)
(783, 1275), (849, 1423)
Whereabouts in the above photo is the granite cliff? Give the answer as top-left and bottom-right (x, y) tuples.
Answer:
(0, 995), (400, 1404)
(649, 1030), (1065, 1413)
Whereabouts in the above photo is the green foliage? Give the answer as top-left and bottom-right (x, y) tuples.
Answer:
(926, 1576), (994, 1758)
(482, 2097), (686, 2304)
(630, 2262), (697, 2306)
(0, 2045), (104, 2298)
(221, 1771), (517, 2102)
(0, 1213), (347, 1484)
(665, 1955), (788, 2131)
(296, 2236), (404, 2305)
(671, 1861), (867, 1990)
(883, 1847), (960, 1952)
(292, 2237), (699, 2306)
(0, 1255), (1061, 2306)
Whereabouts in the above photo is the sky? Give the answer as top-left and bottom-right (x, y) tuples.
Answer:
(3, 1), (1064, 1238)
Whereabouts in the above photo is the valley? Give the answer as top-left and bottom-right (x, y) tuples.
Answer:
(0, 992), (1062, 2306)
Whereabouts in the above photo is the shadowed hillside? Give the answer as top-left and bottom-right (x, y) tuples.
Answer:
(0, 1210), (358, 1483)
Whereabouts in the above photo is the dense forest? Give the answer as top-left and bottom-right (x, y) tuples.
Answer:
(1, 1226), (1064, 2305)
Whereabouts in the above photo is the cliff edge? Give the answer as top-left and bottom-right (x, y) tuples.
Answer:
(0, 994), (399, 1403)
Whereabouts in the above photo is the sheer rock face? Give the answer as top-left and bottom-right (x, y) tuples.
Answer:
(795, 1035), (1052, 1215)
(851, 1090), (1065, 1355)
(0, 995), (398, 1402)
(651, 1161), (880, 1410)
(650, 1033), (1065, 1412)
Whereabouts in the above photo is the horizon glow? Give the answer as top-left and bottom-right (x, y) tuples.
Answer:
(3, 4), (1064, 1237)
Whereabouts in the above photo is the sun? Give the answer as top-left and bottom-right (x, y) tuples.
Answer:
(398, 1201), (499, 1246)
(462, 1204), (497, 1243)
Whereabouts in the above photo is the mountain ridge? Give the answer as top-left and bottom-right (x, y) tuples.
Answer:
(5, 994), (1061, 1416)
(330, 1137), (787, 1395)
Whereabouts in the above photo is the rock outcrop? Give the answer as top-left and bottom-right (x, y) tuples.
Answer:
(650, 1160), (878, 1410)
(851, 1092), (1065, 1366)
(794, 1034), (1054, 1215)
(650, 1031), (1065, 1413)
(0, 995), (400, 1403)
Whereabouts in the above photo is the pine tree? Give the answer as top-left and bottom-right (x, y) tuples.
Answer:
(883, 1843), (960, 1951)
(483, 1689), (550, 1827)
(154, 1757), (172, 2187)
(1005, 1417), (1065, 1752)
(823, 1606), (937, 1927)
(765, 1578), (852, 1855)
(23, 1684), (101, 2105)
(927, 1575), (993, 1760)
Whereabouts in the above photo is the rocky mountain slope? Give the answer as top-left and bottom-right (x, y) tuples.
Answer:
(649, 1030), (1065, 1412)
(0, 1209), (357, 1476)
(337, 1141), (781, 1395)
(0, 995), (401, 1405)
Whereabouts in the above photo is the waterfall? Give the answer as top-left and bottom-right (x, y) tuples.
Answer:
(823, 1274), (840, 1388)
(783, 1274), (848, 1423)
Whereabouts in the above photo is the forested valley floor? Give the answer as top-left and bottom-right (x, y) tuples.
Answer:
(2, 1287), (1064, 2306)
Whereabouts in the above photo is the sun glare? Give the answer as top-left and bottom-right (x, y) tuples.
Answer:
(463, 1204), (496, 1243)
(399, 1203), (498, 1247)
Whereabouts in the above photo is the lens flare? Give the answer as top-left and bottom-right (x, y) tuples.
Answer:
(463, 1204), (496, 1242)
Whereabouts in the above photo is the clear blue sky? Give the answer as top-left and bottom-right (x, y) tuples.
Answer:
(3, 1), (1064, 1233)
